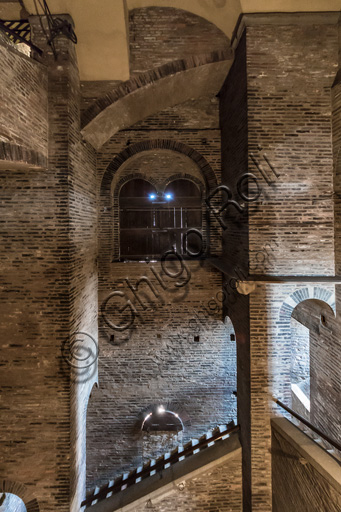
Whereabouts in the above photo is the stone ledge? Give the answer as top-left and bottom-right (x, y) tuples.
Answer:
(0, 142), (47, 170)
(271, 417), (341, 494)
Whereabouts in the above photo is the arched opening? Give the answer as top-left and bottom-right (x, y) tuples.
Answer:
(0, 493), (27, 512)
(223, 315), (237, 421)
(140, 406), (185, 463)
(142, 407), (184, 432)
(290, 298), (335, 421)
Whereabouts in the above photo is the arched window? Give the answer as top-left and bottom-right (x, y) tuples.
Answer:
(119, 178), (202, 260)
(120, 179), (157, 259)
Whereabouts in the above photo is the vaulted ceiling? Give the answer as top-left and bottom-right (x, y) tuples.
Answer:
(0, 0), (339, 81)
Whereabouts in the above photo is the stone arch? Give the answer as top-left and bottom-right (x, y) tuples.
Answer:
(279, 286), (335, 323)
(273, 286), (336, 407)
(0, 481), (40, 512)
(81, 51), (231, 149)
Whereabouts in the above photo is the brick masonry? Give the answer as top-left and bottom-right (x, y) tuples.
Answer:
(220, 14), (340, 512)
(0, 15), (97, 512)
(0, 7), (340, 512)
(246, 22), (338, 277)
(86, 95), (239, 490)
(0, 32), (48, 161)
(272, 421), (341, 512)
(129, 6), (229, 75)
(142, 452), (242, 512)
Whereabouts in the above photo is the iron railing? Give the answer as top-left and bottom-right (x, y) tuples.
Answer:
(82, 422), (240, 508)
(0, 19), (42, 55)
(273, 397), (341, 453)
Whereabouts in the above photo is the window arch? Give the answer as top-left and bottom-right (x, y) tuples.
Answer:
(119, 177), (202, 260)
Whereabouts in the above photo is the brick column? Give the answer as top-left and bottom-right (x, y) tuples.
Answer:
(220, 12), (339, 512)
(29, 16), (98, 511)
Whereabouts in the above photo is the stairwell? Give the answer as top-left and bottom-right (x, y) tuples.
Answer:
(82, 422), (241, 512)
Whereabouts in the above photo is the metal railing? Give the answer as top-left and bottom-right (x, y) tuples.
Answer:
(273, 397), (341, 453)
(82, 422), (240, 508)
(0, 19), (43, 55)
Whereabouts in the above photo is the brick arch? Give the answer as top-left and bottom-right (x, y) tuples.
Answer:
(273, 286), (336, 405)
(113, 173), (160, 197)
(163, 173), (204, 194)
(101, 140), (218, 195)
(0, 480), (40, 512)
(279, 286), (336, 323)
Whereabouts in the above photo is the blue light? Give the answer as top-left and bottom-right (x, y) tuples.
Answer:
(149, 193), (156, 200)
(165, 193), (173, 200)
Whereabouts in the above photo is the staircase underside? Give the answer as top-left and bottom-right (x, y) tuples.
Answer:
(85, 431), (241, 512)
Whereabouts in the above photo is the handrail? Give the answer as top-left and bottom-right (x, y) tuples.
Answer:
(82, 423), (240, 508)
(273, 397), (341, 452)
(0, 19), (43, 55)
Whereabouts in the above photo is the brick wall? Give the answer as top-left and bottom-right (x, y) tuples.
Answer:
(290, 318), (310, 384)
(272, 420), (341, 512)
(129, 7), (229, 74)
(80, 80), (122, 114)
(219, 32), (252, 511)
(0, 16), (98, 512)
(85, 95), (241, 490)
(0, 32), (48, 159)
(220, 15), (339, 511)
(310, 311), (341, 447)
(145, 452), (242, 512)
(219, 33), (249, 276)
(246, 22), (338, 276)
